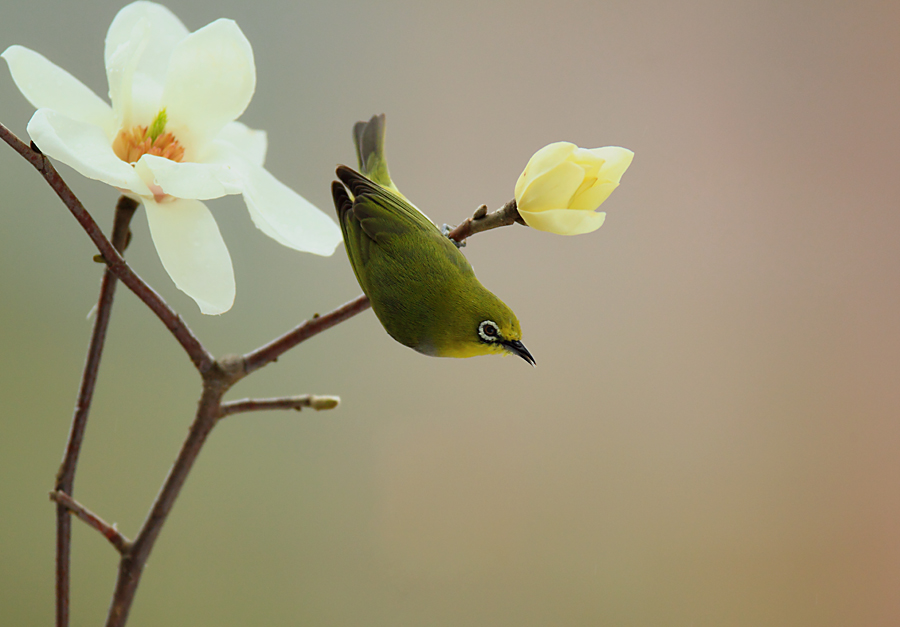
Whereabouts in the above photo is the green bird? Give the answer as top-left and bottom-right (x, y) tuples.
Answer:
(331, 114), (534, 365)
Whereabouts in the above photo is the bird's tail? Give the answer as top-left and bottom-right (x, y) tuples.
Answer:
(353, 114), (401, 195)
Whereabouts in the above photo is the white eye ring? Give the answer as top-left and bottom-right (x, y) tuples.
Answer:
(478, 320), (500, 342)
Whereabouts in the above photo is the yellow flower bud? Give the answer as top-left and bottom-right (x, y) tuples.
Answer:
(514, 141), (634, 235)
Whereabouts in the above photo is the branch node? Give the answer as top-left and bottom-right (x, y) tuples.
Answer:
(217, 354), (246, 382)
(50, 491), (131, 554)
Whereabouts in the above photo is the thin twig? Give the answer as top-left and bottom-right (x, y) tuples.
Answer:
(0, 122), (213, 373)
(54, 195), (136, 627)
(50, 491), (131, 555)
(220, 395), (340, 418)
(446, 199), (521, 243)
(242, 294), (371, 375)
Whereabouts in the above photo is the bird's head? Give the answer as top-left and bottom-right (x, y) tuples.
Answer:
(430, 288), (535, 365)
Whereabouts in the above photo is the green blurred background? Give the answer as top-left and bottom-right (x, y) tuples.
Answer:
(2, 1), (899, 625)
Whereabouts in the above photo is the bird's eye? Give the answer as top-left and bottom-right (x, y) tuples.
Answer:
(478, 320), (500, 342)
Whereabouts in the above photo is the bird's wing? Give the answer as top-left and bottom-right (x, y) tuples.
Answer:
(335, 166), (438, 239)
(332, 166), (473, 291)
(331, 180), (372, 293)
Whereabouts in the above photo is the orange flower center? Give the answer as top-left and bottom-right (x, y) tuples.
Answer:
(112, 125), (185, 164)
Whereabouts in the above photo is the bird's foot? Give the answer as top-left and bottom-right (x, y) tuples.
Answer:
(442, 224), (466, 248)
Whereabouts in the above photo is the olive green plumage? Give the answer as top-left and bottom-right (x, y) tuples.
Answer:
(331, 114), (533, 364)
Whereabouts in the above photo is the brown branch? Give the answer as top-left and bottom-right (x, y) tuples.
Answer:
(53, 196), (136, 627)
(242, 294), (371, 375)
(220, 395), (340, 418)
(446, 199), (521, 244)
(50, 491), (131, 555)
(0, 122), (213, 373)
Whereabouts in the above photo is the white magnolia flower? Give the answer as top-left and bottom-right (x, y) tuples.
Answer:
(2, 1), (341, 314)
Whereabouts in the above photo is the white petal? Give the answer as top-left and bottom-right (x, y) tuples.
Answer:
(239, 161), (341, 256)
(27, 108), (150, 195)
(105, 2), (188, 88)
(105, 14), (165, 129)
(161, 19), (255, 153)
(213, 122), (267, 167)
(135, 154), (243, 200)
(143, 197), (235, 314)
(2, 46), (113, 131)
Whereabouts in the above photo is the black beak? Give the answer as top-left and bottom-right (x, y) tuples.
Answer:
(503, 339), (536, 366)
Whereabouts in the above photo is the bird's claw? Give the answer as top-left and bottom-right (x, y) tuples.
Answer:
(442, 224), (466, 248)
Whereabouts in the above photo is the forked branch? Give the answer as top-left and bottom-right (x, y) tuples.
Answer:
(51, 491), (131, 555)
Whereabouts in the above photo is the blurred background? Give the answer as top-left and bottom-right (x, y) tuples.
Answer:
(2, 1), (899, 625)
